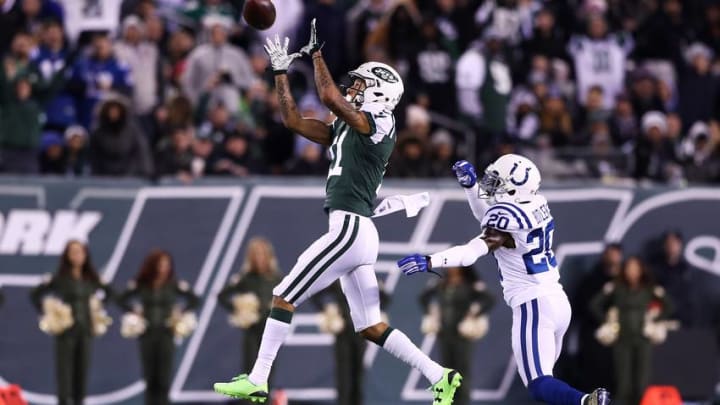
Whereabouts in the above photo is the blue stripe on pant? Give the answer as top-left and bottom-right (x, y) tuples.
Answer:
(531, 299), (544, 378)
(519, 303), (532, 382)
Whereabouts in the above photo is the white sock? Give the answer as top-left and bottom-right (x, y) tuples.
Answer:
(248, 317), (290, 385)
(381, 329), (444, 384)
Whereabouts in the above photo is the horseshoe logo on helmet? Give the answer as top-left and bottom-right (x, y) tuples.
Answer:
(509, 162), (531, 186)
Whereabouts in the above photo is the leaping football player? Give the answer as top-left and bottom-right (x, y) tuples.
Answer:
(398, 155), (611, 405)
(213, 19), (462, 405)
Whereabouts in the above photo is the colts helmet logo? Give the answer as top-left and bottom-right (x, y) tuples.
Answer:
(371, 67), (399, 83)
(509, 162), (531, 186)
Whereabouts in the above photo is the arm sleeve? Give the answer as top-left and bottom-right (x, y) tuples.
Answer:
(589, 285), (612, 322)
(116, 285), (139, 312)
(419, 281), (437, 312)
(464, 185), (490, 222)
(654, 286), (675, 320)
(429, 236), (489, 269)
(98, 282), (114, 303)
(471, 286), (496, 315)
(217, 283), (237, 311)
(30, 279), (54, 312)
(176, 282), (200, 311)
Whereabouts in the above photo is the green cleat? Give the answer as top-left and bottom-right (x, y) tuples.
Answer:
(213, 374), (269, 403)
(430, 368), (463, 404)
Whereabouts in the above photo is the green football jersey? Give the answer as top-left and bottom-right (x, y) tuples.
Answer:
(324, 103), (396, 217)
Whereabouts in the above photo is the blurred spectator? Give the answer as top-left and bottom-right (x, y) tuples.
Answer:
(629, 69), (665, 120)
(286, 139), (328, 176)
(388, 136), (430, 178)
(633, 0), (690, 62)
(189, 130), (214, 177)
(699, 2), (720, 55)
(154, 125), (194, 180)
(400, 104), (431, 140)
(114, 15), (160, 121)
(585, 122), (627, 179)
(407, 16), (456, 117)
(258, 90), (295, 174)
(568, 14), (633, 109)
(0, 0), (716, 183)
(608, 93), (638, 148)
(522, 7), (568, 64)
(573, 243), (623, 391)
(38, 130), (65, 174)
(4, 31), (35, 81)
(419, 266), (495, 405)
(181, 0), (239, 28)
(346, 0), (388, 69)
(69, 32), (132, 129)
(524, 134), (589, 180)
(538, 89), (573, 147)
(0, 54), (68, 173)
(32, 20), (78, 130)
(196, 98), (235, 140)
(679, 121), (720, 182)
(678, 43), (719, 130)
(475, 0), (523, 46)
(181, 14), (255, 111)
(17, 0), (64, 37)
(206, 132), (263, 177)
(59, 0), (122, 45)
(159, 95), (194, 133)
(165, 27), (195, 90)
(429, 129), (455, 177)
(89, 97), (153, 177)
(506, 89), (539, 144)
(590, 256), (674, 405)
(632, 111), (681, 182)
(577, 85), (611, 144)
(296, 0), (347, 78)
(37, 125), (88, 175)
(63, 125), (90, 175)
(649, 231), (699, 327)
(456, 30), (512, 147)
(0, 0), (23, 56)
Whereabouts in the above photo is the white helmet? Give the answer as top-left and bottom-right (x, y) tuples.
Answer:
(479, 153), (541, 204)
(347, 62), (404, 111)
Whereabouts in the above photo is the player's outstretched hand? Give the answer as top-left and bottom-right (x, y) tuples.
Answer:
(264, 35), (302, 74)
(452, 160), (477, 188)
(397, 254), (429, 276)
(299, 18), (324, 56)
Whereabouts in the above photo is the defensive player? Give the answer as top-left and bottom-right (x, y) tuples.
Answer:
(398, 154), (611, 405)
(213, 20), (462, 404)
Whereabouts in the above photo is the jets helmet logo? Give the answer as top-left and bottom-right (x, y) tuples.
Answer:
(371, 66), (399, 83)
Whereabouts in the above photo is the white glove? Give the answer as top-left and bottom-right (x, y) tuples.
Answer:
(264, 35), (301, 74)
(299, 18), (324, 56)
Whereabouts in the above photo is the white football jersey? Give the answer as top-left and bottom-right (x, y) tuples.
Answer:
(568, 34), (633, 109)
(480, 194), (564, 307)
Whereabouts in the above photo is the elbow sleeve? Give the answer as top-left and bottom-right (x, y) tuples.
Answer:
(430, 237), (489, 268)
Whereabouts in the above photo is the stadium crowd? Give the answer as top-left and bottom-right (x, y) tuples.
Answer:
(1, 0), (720, 183)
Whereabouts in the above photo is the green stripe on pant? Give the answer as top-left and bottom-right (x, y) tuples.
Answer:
(287, 216), (360, 304)
(279, 214), (351, 300)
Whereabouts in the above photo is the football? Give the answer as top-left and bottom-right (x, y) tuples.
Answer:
(243, 0), (276, 30)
